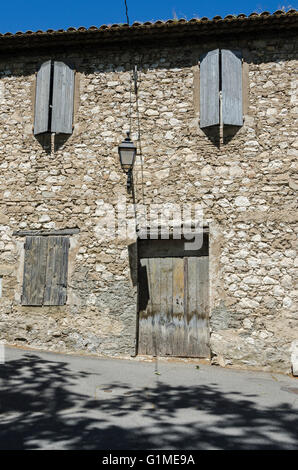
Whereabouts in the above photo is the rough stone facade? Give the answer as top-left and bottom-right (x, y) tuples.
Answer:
(0, 19), (297, 372)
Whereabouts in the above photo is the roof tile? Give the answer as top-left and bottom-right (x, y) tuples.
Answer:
(0, 9), (296, 47)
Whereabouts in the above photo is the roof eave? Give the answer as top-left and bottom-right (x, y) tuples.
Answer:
(0, 11), (297, 53)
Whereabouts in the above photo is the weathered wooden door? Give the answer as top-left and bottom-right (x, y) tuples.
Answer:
(138, 238), (209, 357)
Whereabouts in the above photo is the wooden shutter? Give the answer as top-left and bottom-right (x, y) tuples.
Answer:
(22, 236), (48, 305)
(200, 49), (220, 128)
(222, 50), (243, 126)
(34, 61), (51, 135)
(44, 236), (69, 306)
(22, 236), (69, 306)
(51, 62), (75, 134)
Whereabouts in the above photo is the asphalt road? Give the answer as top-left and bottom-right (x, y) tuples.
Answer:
(0, 346), (297, 450)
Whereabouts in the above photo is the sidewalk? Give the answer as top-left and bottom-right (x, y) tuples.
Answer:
(0, 346), (297, 449)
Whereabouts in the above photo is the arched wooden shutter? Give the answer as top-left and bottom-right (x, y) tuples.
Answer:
(34, 61), (51, 135)
(51, 61), (75, 134)
(222, 50), (243, 126)
(200, 49), (220, 128)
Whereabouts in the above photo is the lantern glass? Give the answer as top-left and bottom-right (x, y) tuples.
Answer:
(120, 148), (136, 168)
(118, 132), (137, 172)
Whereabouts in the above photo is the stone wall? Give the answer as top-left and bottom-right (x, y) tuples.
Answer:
(0, 33), (297, 371)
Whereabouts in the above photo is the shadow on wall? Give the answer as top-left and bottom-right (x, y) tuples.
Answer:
(35, 133), (71, 154)
(0, 354), (297, 449)
(202, 124), (241, 148)
(128, 242), (138, 287)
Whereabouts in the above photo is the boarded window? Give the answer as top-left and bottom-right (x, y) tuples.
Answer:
(34, 61), (75, 135)
(200, 49), (243, 128)
(22, 236), (69, 306)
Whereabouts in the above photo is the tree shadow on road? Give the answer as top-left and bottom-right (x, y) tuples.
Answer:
(0, 353), (297, 449)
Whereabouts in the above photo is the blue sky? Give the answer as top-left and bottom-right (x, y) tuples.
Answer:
(0, 0), (297, 33)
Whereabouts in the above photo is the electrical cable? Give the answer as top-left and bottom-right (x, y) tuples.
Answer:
(134, 64), (145, 206)
(124, 0), (130, 25)
(123, 0), (145, 206)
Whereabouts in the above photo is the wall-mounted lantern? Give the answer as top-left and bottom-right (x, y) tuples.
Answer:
(118, 132), (137, 192)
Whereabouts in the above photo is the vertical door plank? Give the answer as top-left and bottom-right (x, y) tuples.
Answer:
(139, 258), (161, 355)
(138, 259), (152, 355)
(149, 258), (161, 356)
(160, 258), (173, 355)
(195, 256), (210, 356)
(51, 62), (75, 134)
(22, 236), (48, 305)
(171, 258), (185, 356)
(44, 236), (69, 306)
(222, 50), (243, 126)
(186, 257), (199, 356)
(34, 61), (51, 135)
(200, 49), (220, 128)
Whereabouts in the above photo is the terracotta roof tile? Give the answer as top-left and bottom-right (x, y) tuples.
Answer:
(0, 10), (296, 50)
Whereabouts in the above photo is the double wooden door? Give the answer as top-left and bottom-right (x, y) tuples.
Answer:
(138, 239), (209, 357)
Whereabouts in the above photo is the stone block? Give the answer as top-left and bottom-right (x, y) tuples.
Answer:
(290, 340), (298, 376)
